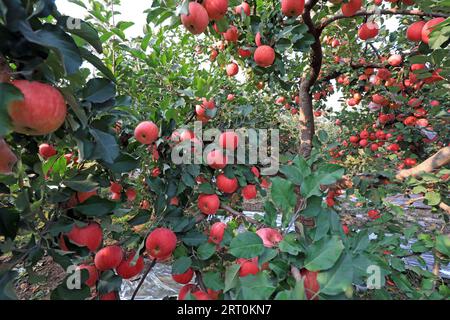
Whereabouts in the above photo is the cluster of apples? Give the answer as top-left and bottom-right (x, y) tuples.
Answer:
(276, 94), (304, 116)
(406, 17), (446, 45)
(181, 1), (308, 72)
(0, 80), (68, 175)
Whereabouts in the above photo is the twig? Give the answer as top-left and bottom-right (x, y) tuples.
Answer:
(130, 258), (157, 300)
(220, 204), (268, 228)
(195, 270), (207, 292)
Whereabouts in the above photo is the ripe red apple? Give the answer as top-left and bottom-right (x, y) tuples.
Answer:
(198, 193), (220, 215)
(404, 158), (417, 167)
(368, 209), (381, 220)
(178, 284), (198, 300)
(341, 0), (362, 17)
(387, 143), (400, 152)
(0, 138), (18, 175)
(181, 2), (209, 35)
(203, 0), (228, 20)
(349, 136), (359, 144)
(62, 222), (102, 252)
(99, 291), (118, 300)
(235, 2), (250, 16)
(116, 251), (145, 279)
(239, 261), (259, 277)
(216, 174), (239, 194)
(238, 48), (252, 58)
(403, 116), (417, 126)
(342, 224), (350, 235)
(226, 62), (239, 76)
(421, 18), (445, 44)
(9, 80), (67, 135)
(206, 150), (228, 169)
(219, 131), (239, 150)
(145, 228), (178, 260)
(77, 264), (98, 287)
(39, 143), (57, 159)
(125, 188), (137, 201)
(254, 45), (275, 67)
(358, 22), (379, 40)
(223, 25), (239, 42)
(406, 20), (426, 42)
(172, 268), (194, 284)
(281, 0), (305, 17)
(255, 32), (263, 46)
(134, 121), (159, 145)
(110, 182), (122, 194)
(370, 143), (379, 152)
(192, 291), (212, 300)
(170, 197), (180, 206)
(94, 245), (123, 271)
(209, 222), (227, 244)
(256, 228), (283, 248)
(376, 68), (391, 81)
(388, 54), (402, 66)
(360, 130), (369, 139)
(227, 94), (235, 101)
(251, 166), (260, 178)
(415, 118), (428, 127)
(66, 189), (97, 208)
(151, 167), (161, 177)
(241, 184), (257, 200)
(301, 269), (320, 300)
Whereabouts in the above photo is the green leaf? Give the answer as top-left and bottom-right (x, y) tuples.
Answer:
(79, 47), (115, 81)
(83, 78), (116, 103)
(64, 179), (98, 192)
(224, 264), (241, 293)
(229, 232), (265, 258)
(197, 242), (216, 260)
(279, 233), (303, 255)
(317, 253), (353, 296)
(0, 208), (20, 240)
(60, 17), (103, 53)
(203, 272), (224, 291)
(280, 165), (303, 185)
(172, 256), (192, 274)
(89, 129), (119, 164)
(436, 235), (450, 257)
(75, 196), (118, 217)
(239, 272), (276, 300)
(425, 191), (441, 206)
(181, 231), (208, 247)
(51, 279), (90, 300)
(304, 236), (344, 271)
(97, 270), (122, 295)
(20, 24), (82, 75)
(270, 177), (296, 214)
(105, 153), (139, 174)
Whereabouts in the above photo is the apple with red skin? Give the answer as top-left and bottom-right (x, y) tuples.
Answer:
(39, 144), (57, 159)
(301, 269), (320, 300)
(94, 245), (123, 271)
(134, 121), (159, 145)
(223, 25), (239, 42)
(206, 150), (228, 169)
(256, 228), (283, 248)
(170, 197), (180, 206)
(241, 184), (257, 200)
(281, 0), (304, 17)
(116, 251), (145, 279)
(226, 62), (239, 76)
(99, 291), (118, 300)
(203, 0), (228, 21)
(349, 136), (359, 144)
(254, 45), (275, 67)
(388, 54), (402, 66)
(209, 222), (227, 244)
(404, 158), (417, 167)
(178, 284), (197, 300)
(0, 138), (18, 175)
(125, 188), (137, 201)
(368, 209), (381, 220)
(8, 80), (67, 135)
(358, 22), (379, 40)
(255, 32), (262, 46)
(421, 18), (445, 44)
(77, 264), (98, 287)
(219, 131), (239, 150)
(342, 225), (350, 235)
(341, 0), (362, 17)
(146, 228), (177, 260)
(359, 139), (368, 148)
(251, 166), (260, 178)
(61, 222), (103, 252)
(216, 174), (239, 194)
(239, 261), (259, 277)
(66, 189), (97, 208)
(198, 193), (220, 215)
(172, 268), (194, 284)
(181, 2), (209, 35)
(227, 94), (235, 101)
(235, 2), (250, 16)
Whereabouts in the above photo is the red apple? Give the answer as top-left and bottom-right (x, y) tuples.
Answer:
(235, 2), (250, 16)
(209, 222), (227, 244)
(226, 62), (239, 76)
(63, 222), (103, 252)
(77, 264), (98, 287)
(219, 131), (239, 150)
(206, 150), (228, 169)
(172, 268), (194, 284)
(9, 80), (67, 135)
(146, 228), (177, 260)
(341, 0), (362, 17)
(281, 0), (305, 17)
(198, 193), (220, 215)
(39, 143), (57, 159)
(421, 18), (445, 44)
(116, 251), (145, 279)
(203, 0), (228, 21)
(241, 184), (257, 200)
(216, 174), (239, 194)
(134, 121), (159, 145)
(94, 245), (123, 271)
(0, 138), (18, 175)
(256, 228), (283, 248)
(239, 261), (259, 277)
(181, 2), (209, 35)
(254, 45), (275, 67)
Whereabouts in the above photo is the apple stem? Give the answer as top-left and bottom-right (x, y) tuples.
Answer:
(130, 258), (157, 300)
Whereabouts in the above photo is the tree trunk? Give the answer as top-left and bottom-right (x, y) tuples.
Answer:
(298, 81), (315, 158)
(396, 146), (450, 180)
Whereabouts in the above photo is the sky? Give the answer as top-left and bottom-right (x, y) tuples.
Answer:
(55, 0), (399, 113)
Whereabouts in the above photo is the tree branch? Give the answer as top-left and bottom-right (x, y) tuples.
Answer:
(319, 9), (450, 31)
(396, 146), (450, 180)
(130, 258), (157, 300)
(220, 204), (268, 228)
